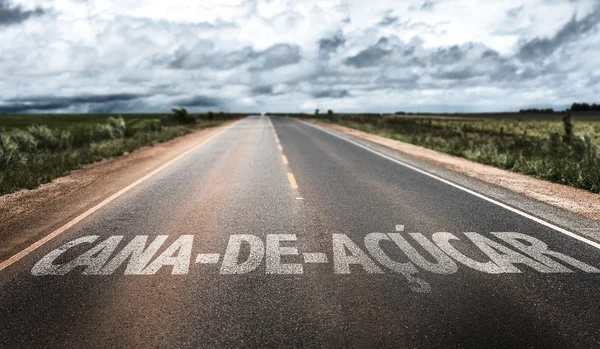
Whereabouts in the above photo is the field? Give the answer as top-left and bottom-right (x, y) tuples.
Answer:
(293, 112), (600, 194)
(0, 112), (243, 195)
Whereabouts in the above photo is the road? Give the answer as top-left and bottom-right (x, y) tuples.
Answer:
(1, 115), (600, 348)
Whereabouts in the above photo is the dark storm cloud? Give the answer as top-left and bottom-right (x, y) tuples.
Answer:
(518, 7), (600, 60)
(171, 95), (222, 108)
(0, 0), (45, 26)
(0, 93), (146, 113)
(318, 32), (345, 59)
(312, 89), (350, 99)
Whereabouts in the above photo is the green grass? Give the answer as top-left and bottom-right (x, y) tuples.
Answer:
(0, 113), (243, 195)
(296, 114), (600, 194)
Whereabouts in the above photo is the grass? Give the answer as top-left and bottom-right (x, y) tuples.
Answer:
(0, 112), (243, 195)
(295, 113), (600, 194)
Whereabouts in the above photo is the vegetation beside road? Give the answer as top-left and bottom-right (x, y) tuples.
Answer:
(0, 110), (242, 195)
(294, 113), (600, 194)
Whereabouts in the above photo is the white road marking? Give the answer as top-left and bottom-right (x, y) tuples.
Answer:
(332, 233), (383, 274)
(220, 235), (264, 274)
(0, 120), (241, 273)
(303, 252), (328, 264)
(299, 120), (600, 251)
(141, 235), (194, 275)
(395, 225), (405, 232)
(31, 232), (597, 278)
(195, 253), (221, 264)
(388, 233), (457, 274)
(364, 233), (431, 292)
(266, 234), (303, 274)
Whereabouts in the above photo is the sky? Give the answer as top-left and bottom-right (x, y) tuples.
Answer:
(0, 0), (599, 114)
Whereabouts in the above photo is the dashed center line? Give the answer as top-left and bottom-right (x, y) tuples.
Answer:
(270, 117), (300, 193)
(287, 173), (299, 189)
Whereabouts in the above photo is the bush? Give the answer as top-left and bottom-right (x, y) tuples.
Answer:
(27, 125), (59, 150)
(109, 116), (126, 137)
(10, 130), (38, 152)
(0, 134), (27, 171)
(92, 116), (127, 141)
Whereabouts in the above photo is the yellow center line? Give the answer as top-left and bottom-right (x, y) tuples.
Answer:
(269, 117), (299, 194)
(287, 173), (298, 189)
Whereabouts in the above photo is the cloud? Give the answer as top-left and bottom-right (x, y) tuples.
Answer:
(312, 89), (350, 99)
(251, 85), (274, 96)
(318, 32), (345, 59)
(345, 38), (392, 68)
(171, 95), (223, 108)
(167, 43), (301, 72)
(0, 0), (44, 26)
(379, 14), (398, 26)
(0, 94), (146, 113)
(0, 0), (598, 113)
(248, 44), (302, 71)
(420, 1), (436, 11)
(518, 6), (600, 60)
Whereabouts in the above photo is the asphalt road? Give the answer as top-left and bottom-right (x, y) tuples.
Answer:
(1, 115), (600, 348)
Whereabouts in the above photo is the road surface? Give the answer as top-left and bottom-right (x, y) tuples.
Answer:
(1, 116), (600, 348)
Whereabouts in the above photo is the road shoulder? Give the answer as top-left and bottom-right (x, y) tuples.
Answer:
(303, 119), (600, 241)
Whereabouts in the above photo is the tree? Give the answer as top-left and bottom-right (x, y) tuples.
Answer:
(171, 107), (197, 124)
(571, 103), (600, 112)
(327, 109), (334, 116)
(315, 109), (320, 116)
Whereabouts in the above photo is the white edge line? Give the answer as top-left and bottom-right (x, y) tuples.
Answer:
(299, 119), (600, 251)
(0, 119), (243, 272)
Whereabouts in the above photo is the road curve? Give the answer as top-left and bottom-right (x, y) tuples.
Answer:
(1, 115), (600, 348)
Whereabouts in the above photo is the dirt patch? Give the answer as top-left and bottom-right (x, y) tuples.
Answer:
(315, 121), (600, 221)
